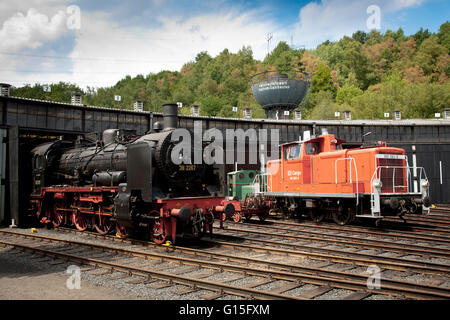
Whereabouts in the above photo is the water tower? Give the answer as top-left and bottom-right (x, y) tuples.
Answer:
(251, 71), (311, 120)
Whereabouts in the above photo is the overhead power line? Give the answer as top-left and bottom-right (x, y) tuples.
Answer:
(0, 69), (150, 74)
(0, 51), (183, 63)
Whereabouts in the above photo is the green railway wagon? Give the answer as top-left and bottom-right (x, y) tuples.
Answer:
(227, 170), (260, 201)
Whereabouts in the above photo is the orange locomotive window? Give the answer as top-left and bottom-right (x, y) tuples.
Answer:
(286, 144), (302, 160)
(305, 142), (320, 155)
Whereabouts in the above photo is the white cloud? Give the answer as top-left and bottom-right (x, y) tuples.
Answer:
(0, 8), (67, 51)
(294, 0), (426, 48)
(16, 8), (279, 88)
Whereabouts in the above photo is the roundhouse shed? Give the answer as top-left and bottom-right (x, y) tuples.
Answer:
(0, 94), (449, 226)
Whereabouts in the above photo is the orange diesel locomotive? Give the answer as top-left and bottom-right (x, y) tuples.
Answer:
(253, 130), (431, 225)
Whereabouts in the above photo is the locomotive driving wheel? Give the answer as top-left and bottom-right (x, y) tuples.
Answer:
(93, 214), (112, 235)
(151, 219), (167, 244)
(115, 224), (129, 238)
(332, 205), (353, 226)
(52, 203), (64, 228)
(72, 209), (88, 231)
(258, 211), (269, 222)
(309, 209), (325, 223)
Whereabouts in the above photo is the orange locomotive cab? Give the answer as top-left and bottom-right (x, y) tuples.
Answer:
(261, 132), (431, 225)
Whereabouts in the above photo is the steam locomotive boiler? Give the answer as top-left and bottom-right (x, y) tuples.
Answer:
(29, 104), (239, 244)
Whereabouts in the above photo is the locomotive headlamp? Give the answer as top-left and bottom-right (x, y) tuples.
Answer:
(373, 179), (382, 190)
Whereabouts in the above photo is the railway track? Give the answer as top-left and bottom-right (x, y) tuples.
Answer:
(51, 225), (450, 275)
(264, 216), (450, 243)
(1, 227), (450, 300)
(211, 225), (450, 275)
(228, 221), (450, 257)
(382, 216), (450, 230)
(55, 226), (450, 275)
(1, 228), (449, 300)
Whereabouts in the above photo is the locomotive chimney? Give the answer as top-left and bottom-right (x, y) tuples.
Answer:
(163, 103), (178, 130)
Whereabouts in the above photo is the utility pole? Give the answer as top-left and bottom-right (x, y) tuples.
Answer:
(266, 32), (273, 57)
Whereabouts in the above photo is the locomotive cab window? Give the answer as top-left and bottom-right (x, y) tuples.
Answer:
(305, 142), (320, 155)
(285, 144), (302, 160)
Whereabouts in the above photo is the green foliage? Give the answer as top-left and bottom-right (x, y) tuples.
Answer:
(312, 63), (334, 92)
(198, 95), (225, 116)
(308, 91), (339, 120)
(414, 35), (448, 78)
(11, 82), (83, 104)
(383, 28), (406, 43)
(413, 27), (432, 47)
(366, 30), (383, 45)
(437, 21), (450, 52)
(336, 85), (363, 105)
(352, 31), (367, 44)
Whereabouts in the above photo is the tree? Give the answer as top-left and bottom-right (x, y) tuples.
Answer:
(11, 82), (84, 104)
(264, 41), (291, 65)
(414, 35), (448, 77)
(437, 21), (450, 52)
(413, 27), (432, 47)
(198, 95), (226, 116)
(312, 63), (334, 92)
(336, 85), (363, 105)
(308, 91), (338, 120)
(366, 30), (383, 45)
(352, 30), (367, 44)
(402, 66), (426, 83)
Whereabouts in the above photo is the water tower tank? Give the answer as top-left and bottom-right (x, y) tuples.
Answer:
(251, 71), (310, 119)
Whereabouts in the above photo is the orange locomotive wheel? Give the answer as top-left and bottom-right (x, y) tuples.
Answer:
(72, 210), (88, 231)
(92, 214), (112, 235)
(115, 224), (129, 238)
(232, 212), (241, 223)
(151, 219), (167, 244)
(52, 203), (64, 227)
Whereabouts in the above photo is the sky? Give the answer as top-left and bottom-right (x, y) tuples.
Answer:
(0, 0), (448, 88)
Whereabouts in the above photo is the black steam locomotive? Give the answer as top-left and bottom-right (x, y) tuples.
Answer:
(29, 104), (238, 244)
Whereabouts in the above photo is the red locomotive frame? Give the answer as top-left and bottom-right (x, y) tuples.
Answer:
(30, 186), (240, 244)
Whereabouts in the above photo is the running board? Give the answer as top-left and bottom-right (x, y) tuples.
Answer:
(356, 215), (383, 219)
